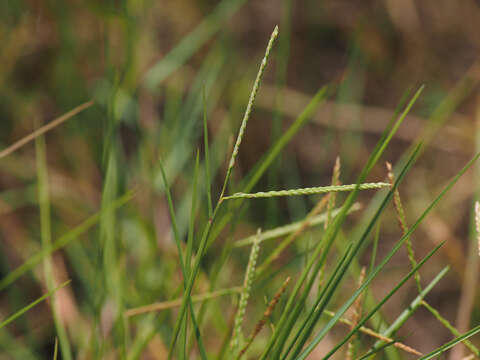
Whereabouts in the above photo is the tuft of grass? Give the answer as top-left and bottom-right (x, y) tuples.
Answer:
(2, 13), (480, 360)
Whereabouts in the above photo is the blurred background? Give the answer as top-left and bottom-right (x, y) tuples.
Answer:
(1, 0), (480, 359)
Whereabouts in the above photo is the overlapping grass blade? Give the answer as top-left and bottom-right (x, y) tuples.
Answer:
(357, 341), (396, 360)
(167, 26), (279, 357)
(371, 267), (450, 350)
(293, 147), (480, 358)
(282, 145), (422, 360)
(419, 324), (480, 360)
(0, 190), (135, 291)
(206, 85), (330, 250)
(297, 245), (445, 360)
(259, 87), (424, 360)
(281, 242), (355, 358)
(321, 266), (449, 360)
(158, 160), (207, 360)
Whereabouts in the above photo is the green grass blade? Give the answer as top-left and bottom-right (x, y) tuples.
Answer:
(365, 85), (424, 174)
(186, 152), (200, 276)
(167, 26), (279, 358)
(203, 87), (213, 217)
(234, 203), (361, 248)
(144, 0), (248, 90)
(53, 338), (58, 360)
(289, 145), (421, 358)
(0, 280), (71, 329)
(298, 244), (445, 360)
(422, 301), (480, 356)
(0, 190), (135, 291)
(371, 267), (450, 350)
(357, 341), (396, 360)
(35, 130), (72, 360)
(419, 325), (480, 360)
(281, 243), (355, 359)
(330, 266), (449, 360)
(283, 146), (420, 359)
(294, 148), (480, 359)
(258, 88), (424, 359)
(181, 151), (200, 359)
(158, 159), (207, 360)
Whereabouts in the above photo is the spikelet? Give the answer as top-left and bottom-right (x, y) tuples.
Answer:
(238, 277), (290, 358)
(231, 229), (261, 354)
(223, 182), (390, 200)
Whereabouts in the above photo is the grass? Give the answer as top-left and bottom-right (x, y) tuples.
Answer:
(1, 2), (480, 359)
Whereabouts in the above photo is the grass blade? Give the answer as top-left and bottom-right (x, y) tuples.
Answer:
(234, 203), (361, 248)
(144, 0), (248, 89)
(0, 280), (71, 329)
(158, 159), (207, 360)
(0, 190), (135, 291)
(298, 244), (445, 360)
(295, 148), (480, 358)
(203, 87), (213, 217)
(419, 325), (480, 360)
(0, 101), (94, 159)
(371, 267), (450, 349)
(258, 87), (424, 359)
(167, 26), (279, 358)
(125, 287), (242, 317)
(35, 127), (72, 360)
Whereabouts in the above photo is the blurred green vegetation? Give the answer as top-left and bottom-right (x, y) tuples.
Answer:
(1, 0), (480, 359)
